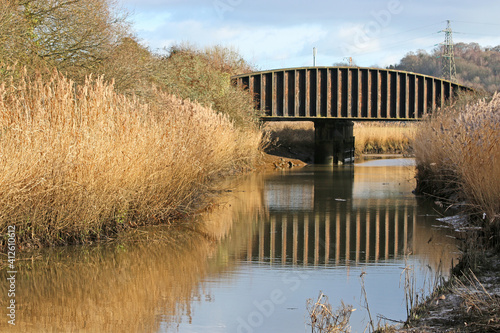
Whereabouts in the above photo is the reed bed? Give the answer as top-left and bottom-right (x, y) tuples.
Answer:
(413, 94), (500, 228)
(353, 122), (415, 156)
(264, 121), (315, 146)
(0, 69), (262, 248)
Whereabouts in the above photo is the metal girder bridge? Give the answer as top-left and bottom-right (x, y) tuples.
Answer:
(232, 67), (470, 165)
(232, 66), (469, 121)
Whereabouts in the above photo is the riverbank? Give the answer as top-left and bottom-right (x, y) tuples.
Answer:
(400, 251), (500, 332)
(1, 5), (267, 251)
(1, 159), (451, 332)
(395, 93), (500, 332)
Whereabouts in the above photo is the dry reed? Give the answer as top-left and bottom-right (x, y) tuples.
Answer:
(306, 292), (354, 333)
(353, 122), (415, 156)
(451, 270), (500, 331)
(264, 121), (315, 146)
(0, 68), (262, 248)
(0, 175), (267, 332)
(413, 93), (500, 228)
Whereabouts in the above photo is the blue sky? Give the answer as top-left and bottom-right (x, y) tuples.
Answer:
(119, 0), (500, 70)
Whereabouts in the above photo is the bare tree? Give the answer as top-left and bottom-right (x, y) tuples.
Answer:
(0, 1), (29, 64)
(10, 0), (129, 80)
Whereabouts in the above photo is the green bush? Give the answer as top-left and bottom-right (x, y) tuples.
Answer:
(151, 44), (261, 128)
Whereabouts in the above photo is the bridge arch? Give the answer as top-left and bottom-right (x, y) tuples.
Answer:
(232, 66), (469, 121)
(233, 67), (471, 164)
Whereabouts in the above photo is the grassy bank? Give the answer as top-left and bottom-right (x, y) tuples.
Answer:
(0, 70), (262, 249)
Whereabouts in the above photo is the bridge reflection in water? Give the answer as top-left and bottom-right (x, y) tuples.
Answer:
(249, 202), (416, 266)
(236, 164), (452, 270)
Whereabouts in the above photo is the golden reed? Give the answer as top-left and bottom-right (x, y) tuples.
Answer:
(0, 69), (262, 248)
(414, 93), (500, 226)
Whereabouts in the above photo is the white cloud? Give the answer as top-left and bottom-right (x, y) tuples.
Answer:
(132, 12), (172, 32)
(119, 0), (500, 69)
(137, 18), (328, 67)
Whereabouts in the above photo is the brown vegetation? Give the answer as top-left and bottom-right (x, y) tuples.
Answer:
(0, 172), (270, 332)
(0, 68), (262, 249)
(391, 42), (500, 93)
(0, 1), (265, 249)
(413, 94), (500, 228)
(307, 292), (354, 333)
(354, 122), (415, 156)
(405, 92), (500, 333)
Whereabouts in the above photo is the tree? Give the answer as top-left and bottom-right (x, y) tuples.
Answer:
(0, 1), (30, 65)
(99, 36), (156, 95)
(151, 44), (259, 128)
(9, 0), (129, 81)
(391, 43), (500, 93)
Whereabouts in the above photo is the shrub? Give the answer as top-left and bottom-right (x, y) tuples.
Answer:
(151, 44), (260, 128)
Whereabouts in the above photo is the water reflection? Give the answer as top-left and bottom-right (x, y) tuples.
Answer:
(0, 229), (225, 332)
(228, 163), (456, 272)
(0, 159), (458, 332)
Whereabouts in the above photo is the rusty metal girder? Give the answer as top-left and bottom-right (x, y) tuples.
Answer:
(232, 67), (470, 121)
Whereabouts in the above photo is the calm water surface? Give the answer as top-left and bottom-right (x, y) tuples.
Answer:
(1, 158), (459, 332)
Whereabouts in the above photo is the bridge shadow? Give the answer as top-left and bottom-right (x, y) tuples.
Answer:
(264, 121), (315, 163)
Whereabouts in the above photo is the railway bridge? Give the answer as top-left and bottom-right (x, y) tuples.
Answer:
(232, 67), (469, 164)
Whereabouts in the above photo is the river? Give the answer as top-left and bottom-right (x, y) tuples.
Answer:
(0, 158), (459, 332)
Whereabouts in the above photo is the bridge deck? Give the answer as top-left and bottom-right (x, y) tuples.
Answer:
(233, 67), (469, 121)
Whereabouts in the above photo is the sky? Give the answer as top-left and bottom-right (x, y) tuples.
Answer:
(118, 0), (500, 71)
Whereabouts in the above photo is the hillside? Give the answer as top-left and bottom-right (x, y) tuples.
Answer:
(389, 42), (500, 92)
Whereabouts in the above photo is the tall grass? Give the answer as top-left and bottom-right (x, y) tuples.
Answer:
(413, 94), (500, 227)
(264, 121), (315, 147)
(354, 122), (415, 156)
(0, 69), (262, 248)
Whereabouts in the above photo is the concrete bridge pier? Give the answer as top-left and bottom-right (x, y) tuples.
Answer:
(314, 121), (355, 165)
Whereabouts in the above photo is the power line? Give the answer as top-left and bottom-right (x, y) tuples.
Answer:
(341, 20), (498, 66)
(348, 32), (440, 57)
(346, 22), (445, 57)
(453, 20), (500, 27)
(372, 22), (444, 41)
(455, 31), (500, 38)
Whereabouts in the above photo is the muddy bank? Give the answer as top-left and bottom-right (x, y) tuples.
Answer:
(394, 206), (500, 331)
(255, 151), (308, 172)
(399, 251), (500, 332)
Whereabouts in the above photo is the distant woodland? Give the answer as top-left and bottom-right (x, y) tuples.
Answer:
(389, 43), (500, 93)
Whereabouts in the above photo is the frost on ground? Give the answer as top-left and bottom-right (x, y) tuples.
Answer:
(402, 253), (500, 332)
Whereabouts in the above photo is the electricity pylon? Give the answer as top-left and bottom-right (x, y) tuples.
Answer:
(441, 20), (457, 82)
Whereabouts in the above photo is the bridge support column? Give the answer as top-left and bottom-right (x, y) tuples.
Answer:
(314, 121), (355, 165)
